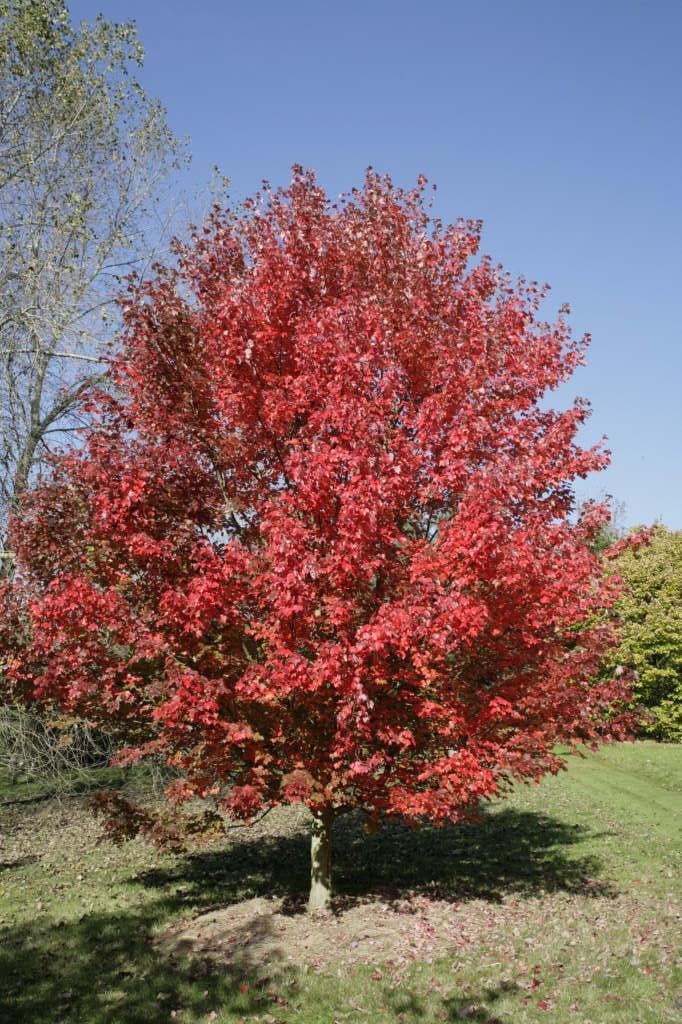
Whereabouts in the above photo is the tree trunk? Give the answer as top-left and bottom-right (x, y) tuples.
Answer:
(308, 805), (334, 912)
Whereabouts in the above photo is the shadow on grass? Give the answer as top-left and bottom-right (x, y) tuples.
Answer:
(0, 766), (129, 807)
(0, 853), (38, 872)
(137, 805), (617, 907)
(384, 977), (520, 1022)
(0, 899), (299, 1024)
(0, 901), (519, 1024)
(0, 805), (614, 1023)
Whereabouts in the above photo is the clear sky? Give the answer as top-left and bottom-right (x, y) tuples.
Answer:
(71, 0), (682, 529)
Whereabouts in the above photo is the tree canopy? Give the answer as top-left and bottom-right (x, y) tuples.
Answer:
(0, 169), (633, 908)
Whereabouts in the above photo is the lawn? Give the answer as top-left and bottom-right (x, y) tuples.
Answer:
(0, 741), (680, 1024)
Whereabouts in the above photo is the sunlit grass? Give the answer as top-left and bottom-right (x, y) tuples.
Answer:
(1, 741), (680, 1023)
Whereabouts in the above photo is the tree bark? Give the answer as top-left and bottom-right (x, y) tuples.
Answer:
(308, 805), (334, 912)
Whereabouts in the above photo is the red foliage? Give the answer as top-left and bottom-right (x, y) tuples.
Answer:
(603, 524), (656, 560)
(88, 791), (223, 851)
(0, 168), (632, 830)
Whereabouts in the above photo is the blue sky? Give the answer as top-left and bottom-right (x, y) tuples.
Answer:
(72, 0), (682, 529)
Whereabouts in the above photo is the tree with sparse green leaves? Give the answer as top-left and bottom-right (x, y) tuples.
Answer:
(0, 0), (186, 558)
(607, 526), (682, 741)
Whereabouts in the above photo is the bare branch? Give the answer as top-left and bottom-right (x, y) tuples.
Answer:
(0, 349), (105, 362)
(0, 1), (188, 539)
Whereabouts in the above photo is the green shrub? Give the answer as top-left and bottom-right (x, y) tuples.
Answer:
(608, 526), (682, 740)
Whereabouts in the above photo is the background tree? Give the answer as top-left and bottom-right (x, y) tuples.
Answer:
(0, 0), (186, 790)
(584, 498), (626, 555)
(606, 525), (682, 740)
(0, 169), (633, 910)
(0, 0), (185, 561)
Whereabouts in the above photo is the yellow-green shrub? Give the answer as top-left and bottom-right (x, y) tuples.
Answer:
(608, 526), (682, 740)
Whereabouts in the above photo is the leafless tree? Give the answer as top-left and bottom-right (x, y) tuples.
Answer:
(0, 0), (188, 560)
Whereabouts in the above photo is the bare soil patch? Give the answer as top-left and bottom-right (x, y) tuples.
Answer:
(154, 892), (483, 973)
(154, 868), (679, 987)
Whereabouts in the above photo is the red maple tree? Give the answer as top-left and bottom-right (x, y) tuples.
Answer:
(0, 169), (631, 909)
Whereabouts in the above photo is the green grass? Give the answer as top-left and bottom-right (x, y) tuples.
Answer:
(1, 742), (680, 1023)
(0, 765), (128, 805)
